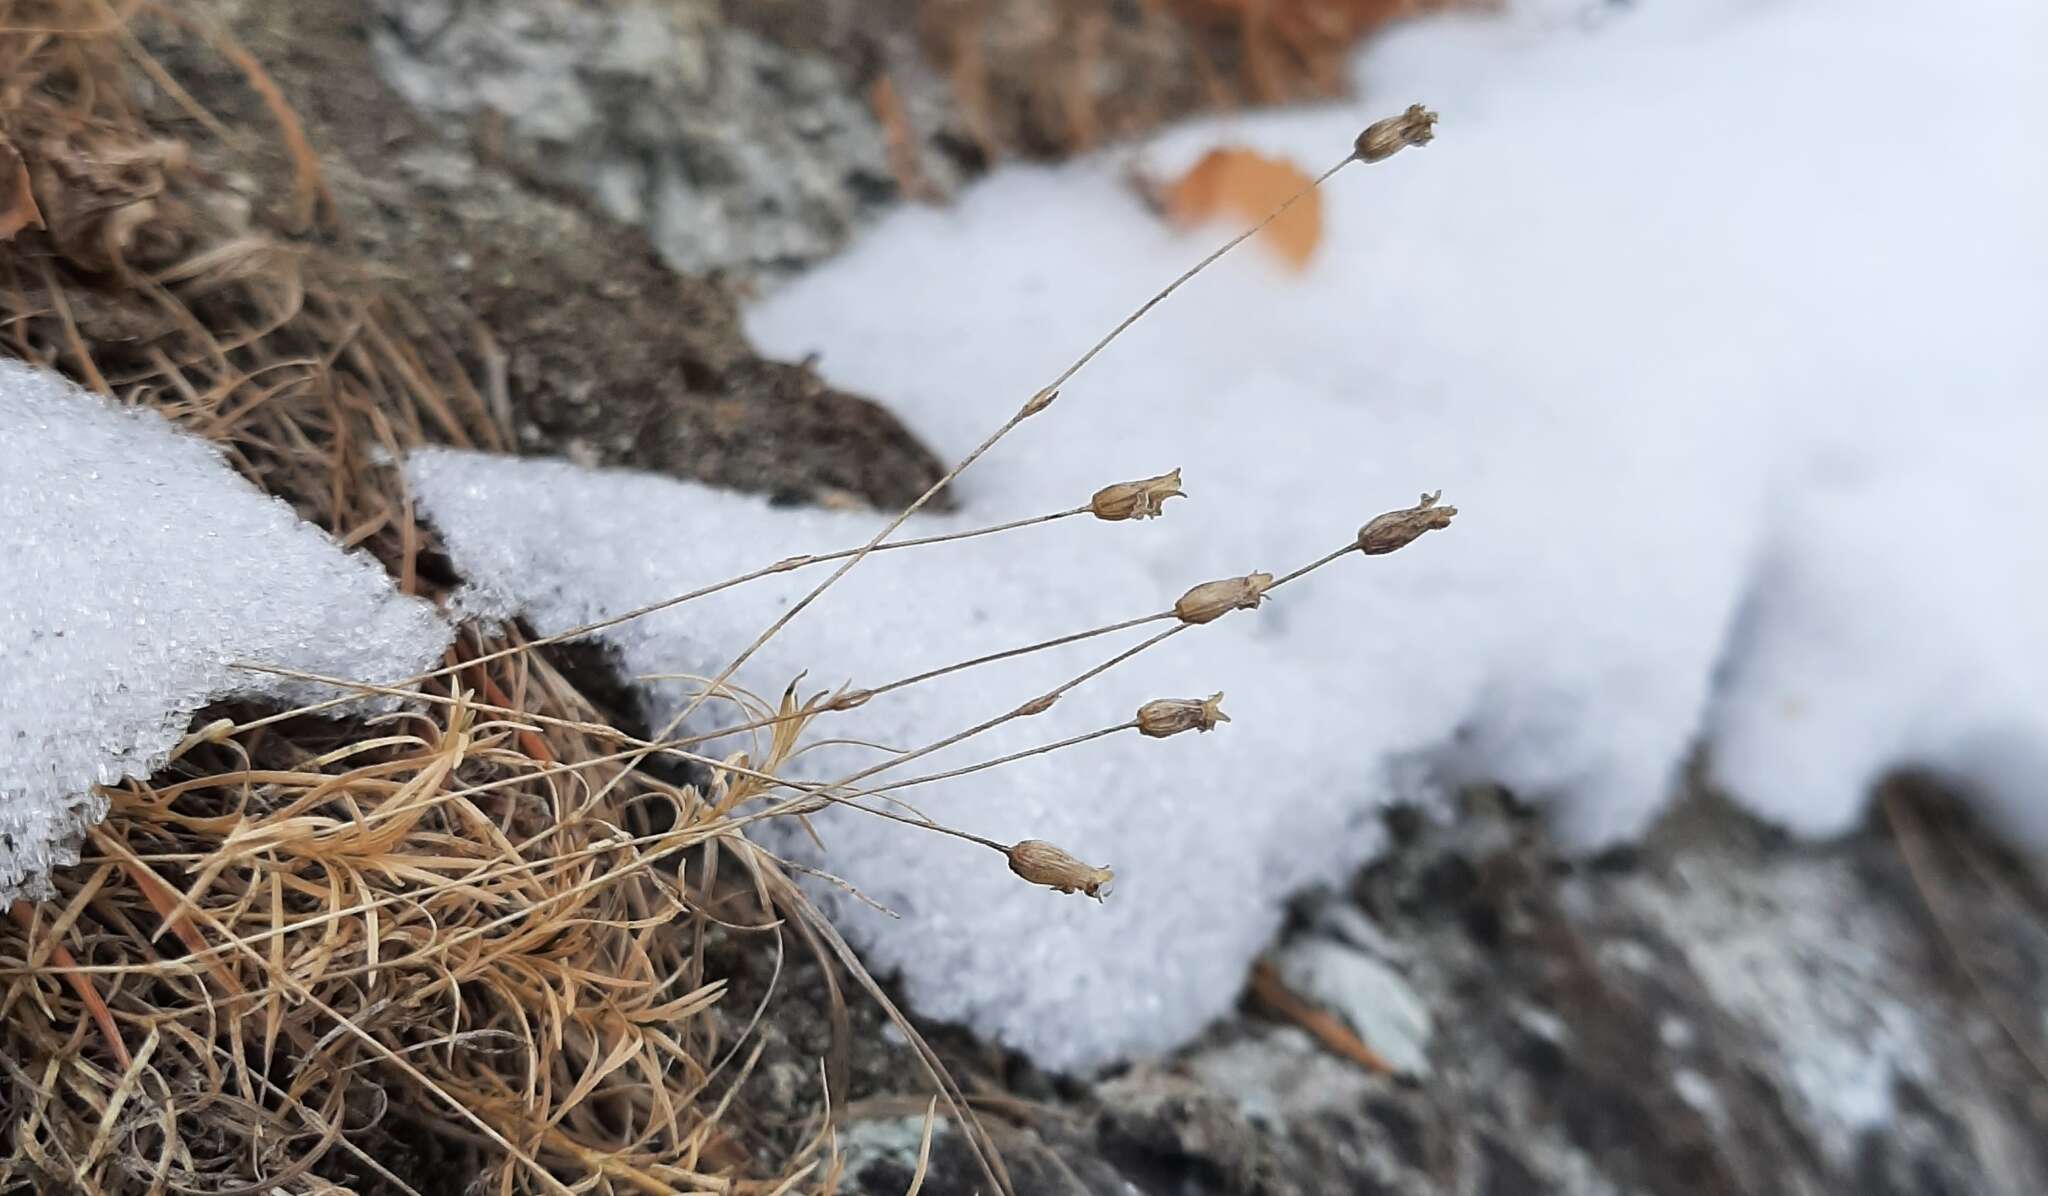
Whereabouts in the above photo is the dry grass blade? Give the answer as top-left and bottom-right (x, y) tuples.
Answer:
(903, 1099), (937, 1196)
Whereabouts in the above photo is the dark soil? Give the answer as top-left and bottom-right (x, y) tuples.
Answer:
(164, 0), (952, 511)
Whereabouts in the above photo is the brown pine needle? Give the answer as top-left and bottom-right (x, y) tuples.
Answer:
(1249, 959), (1395, 1074)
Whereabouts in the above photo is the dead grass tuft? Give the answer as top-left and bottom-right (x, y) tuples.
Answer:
(4, 629), (809, 1194)
(0, 0), (500, 549)
(0, 6), (890, 1192)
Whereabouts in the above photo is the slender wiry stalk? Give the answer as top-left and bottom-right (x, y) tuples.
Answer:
(856, 722), (1137, 802)
(247, 604), (1165, 773)
(1048, 156), (1353, 397)
(227, 503), (1094, 734)
(833, 611), (1174, 705)
(1271, 543), (1356, 589)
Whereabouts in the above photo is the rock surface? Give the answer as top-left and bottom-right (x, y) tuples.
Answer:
(373, 0), (941, 281)
(805, 785), (2048, 1196)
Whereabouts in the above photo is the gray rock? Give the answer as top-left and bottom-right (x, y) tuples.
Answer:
(371, 0), (961, 282)
(1183, 1026), (1371, 1128)
(1094, 1068), (1261, 1191)
(835, 1115), (942, 1184)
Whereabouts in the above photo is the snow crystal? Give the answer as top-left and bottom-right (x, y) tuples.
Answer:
(408, 0), (2042, 1068)
(1, 361), (452, 903)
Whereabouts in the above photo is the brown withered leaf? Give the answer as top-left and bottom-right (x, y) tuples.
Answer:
(1163, 146), (1323, 270)
(0, 138), (43, 242)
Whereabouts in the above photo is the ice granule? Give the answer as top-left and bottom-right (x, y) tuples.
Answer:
(1, 360), (452, 903)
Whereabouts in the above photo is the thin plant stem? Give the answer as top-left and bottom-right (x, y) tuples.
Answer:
(851, 611), (1173, 702)
(238, 604), (1163, 757)
(856, 722), (1137, 802)
(227, 503), (1093, 734)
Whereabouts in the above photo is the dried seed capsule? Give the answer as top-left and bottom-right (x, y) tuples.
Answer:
(1090, 468), (1185, 522)
(1354, 105), (1438, 163)
(1007, 839), (1114, 901)
(1137, 692), (1230, 738)
(1356, 491), (1456, 555)
(1174, 571), (1275, 625)
(828, 688), (874, 711)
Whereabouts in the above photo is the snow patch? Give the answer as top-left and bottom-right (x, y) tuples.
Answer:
(1, 361), (451, 902)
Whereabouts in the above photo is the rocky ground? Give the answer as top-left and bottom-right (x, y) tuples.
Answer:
(179, 2), (2048, 1191)
(750, 780), (2048, 1196)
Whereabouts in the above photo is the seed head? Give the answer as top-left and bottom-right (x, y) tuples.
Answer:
(1091, 468), (1185, 522)
(1174, 571), (1275, 625)
(1136, 692), (1230, 738)
(1007, 839), (1114, 900)
(1354, 105), (1437, 164)
(1356, 491), (1456, 555)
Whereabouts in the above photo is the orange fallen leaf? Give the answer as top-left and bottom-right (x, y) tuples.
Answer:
(1163, 146), (1323, 270)
(0, 137), (43, 242)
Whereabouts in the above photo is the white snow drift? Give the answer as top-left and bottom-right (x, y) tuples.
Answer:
(407, 0), (2044, 1068)
(0, 360), (451, 904)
